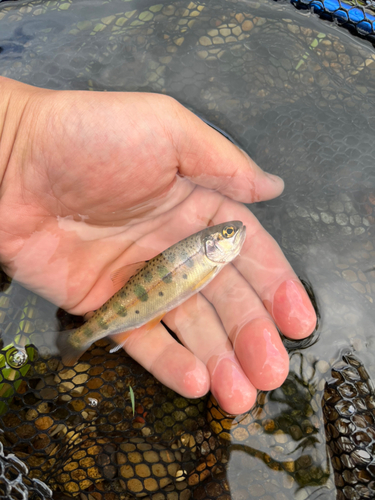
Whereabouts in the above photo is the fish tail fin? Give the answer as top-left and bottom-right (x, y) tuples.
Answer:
(56, 329), (87, 366)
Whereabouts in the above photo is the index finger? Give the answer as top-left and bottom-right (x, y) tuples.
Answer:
(168, 101), (285, 204)
(212, 198), (317, 339)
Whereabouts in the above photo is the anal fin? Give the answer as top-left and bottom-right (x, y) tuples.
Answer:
(110, 313), (166, 353)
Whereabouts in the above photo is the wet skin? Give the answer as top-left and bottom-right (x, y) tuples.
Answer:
(0, 76), (316, 414)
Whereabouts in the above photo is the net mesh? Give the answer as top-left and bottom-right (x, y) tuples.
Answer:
(0, 270), (332, 500)
(322, 353), (375, 500)
(3, 0), (375, 39)
(289, 0), (375, 39)
(0, 265), (352, 500)
(0, 440), (53, 500)
(0, 271), (226, 500)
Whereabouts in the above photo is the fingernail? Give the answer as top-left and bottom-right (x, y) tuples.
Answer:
(272, 280), (317, 338)
(265, 172), (284, 186)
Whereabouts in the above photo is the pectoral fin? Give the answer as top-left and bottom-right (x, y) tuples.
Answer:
(191, 267), (218, 291)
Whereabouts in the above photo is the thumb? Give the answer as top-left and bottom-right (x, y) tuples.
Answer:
(172, 104), (284, 203)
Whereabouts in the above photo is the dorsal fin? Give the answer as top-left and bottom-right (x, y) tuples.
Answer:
(110, 261), (147, 291)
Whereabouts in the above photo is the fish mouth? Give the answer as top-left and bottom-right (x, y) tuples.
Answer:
(234, 225), (246, 253)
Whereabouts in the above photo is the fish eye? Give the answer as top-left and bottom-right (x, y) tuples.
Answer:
(222, 226), (235, 238)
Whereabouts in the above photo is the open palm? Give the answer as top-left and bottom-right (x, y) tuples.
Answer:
(0, 79), (316, 414)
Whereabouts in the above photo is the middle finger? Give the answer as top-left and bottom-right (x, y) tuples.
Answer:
(163, 292), (257, 415)
(202, 263), (289, 392)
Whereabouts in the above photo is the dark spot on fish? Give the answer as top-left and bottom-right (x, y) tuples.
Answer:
(180, 250), (189, 261)
(157, 265), (173, 283)
(113, 303), (127, 317)
(135, 310), (140, 314)
(83, 327), (92, 338)
(180, 250), (194, 268)
(159, 292), (164, 296)
(134, 284), (149, 302)
(164, 251), (176, 263)
(143, 270), (153, 283)
(182, 274), (188, 280)
(70, 335), (82, 349)
(97, 317), (109, 330)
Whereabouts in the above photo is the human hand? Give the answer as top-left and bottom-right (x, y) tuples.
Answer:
(0, 77), (316, 414)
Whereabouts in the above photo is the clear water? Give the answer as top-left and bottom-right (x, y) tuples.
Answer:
(0, 0), (375, 499)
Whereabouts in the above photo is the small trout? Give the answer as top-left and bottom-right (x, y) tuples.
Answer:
(57, 221), (246, 365)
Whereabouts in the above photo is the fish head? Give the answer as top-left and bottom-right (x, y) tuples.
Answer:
(202, 221), (246, 264)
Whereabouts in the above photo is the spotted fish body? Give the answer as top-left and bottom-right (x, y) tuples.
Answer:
(58, 221), (246, 365)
